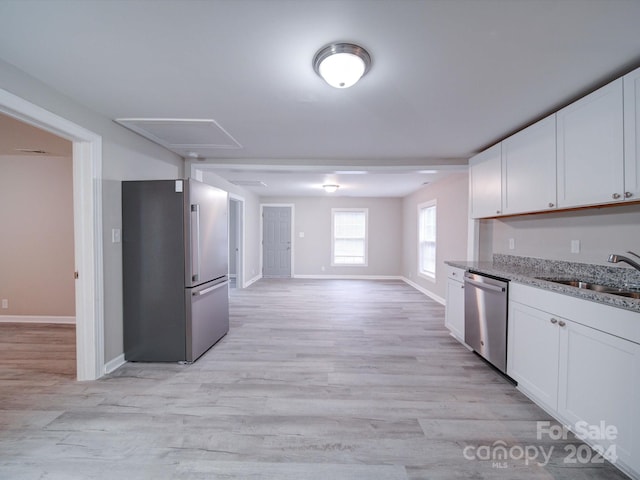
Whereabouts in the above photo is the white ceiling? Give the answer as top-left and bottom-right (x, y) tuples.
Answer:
(1, 0), (639, 196)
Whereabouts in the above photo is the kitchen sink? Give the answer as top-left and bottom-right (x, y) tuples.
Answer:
(536, 278), (640, 299)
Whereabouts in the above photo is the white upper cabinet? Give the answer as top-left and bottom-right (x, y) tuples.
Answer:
(557, 78), (624, 208)
(501, 114), (557, 215)
(469, 69), (639, 219)
(469, 143), (502, 219)
(623, 66), (640, 201)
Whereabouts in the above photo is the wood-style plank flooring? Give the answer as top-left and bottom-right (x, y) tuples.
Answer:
(0, 280), (630, 479)
(0, 322), (76, 378)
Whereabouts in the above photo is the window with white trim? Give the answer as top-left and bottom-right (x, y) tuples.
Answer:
(332, 208), (368, 266)
(418, 200), (436, 279)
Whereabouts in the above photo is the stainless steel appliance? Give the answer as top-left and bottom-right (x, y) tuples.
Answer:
(122, 179), (229, 362)
(464, 271), (509, 373)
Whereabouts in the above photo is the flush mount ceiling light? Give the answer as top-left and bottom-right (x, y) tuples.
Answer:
(323, 184), (340, 193)
(313, 43), (372, 89)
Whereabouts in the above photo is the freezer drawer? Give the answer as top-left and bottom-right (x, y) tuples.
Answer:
(186, 278), (229, 362)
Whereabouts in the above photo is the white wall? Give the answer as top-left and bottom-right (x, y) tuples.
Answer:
(264, 196), (403, 277)
(0, 58), (184, 363)
(484, 202), (640, 266)
(0, 155), (74, 317)
(402, 172), (469, 300)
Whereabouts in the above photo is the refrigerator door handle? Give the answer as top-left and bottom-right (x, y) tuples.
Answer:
(191, 204), (201, 282)
(193, 280), (229, 296)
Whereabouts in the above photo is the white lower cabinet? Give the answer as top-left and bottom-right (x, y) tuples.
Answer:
(508, 285), (640, 478)
(508, 301), (561, 412)
(444, 266), (465, 342)
(558, 320), (640, 475)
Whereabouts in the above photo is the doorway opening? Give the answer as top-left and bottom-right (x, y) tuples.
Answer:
(0, 88), (104, 381)
(0, 113), (76, 378)
(229, 195), (244, 289)
(261, 204), (294, 278)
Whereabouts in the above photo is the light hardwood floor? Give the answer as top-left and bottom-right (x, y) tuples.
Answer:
(0, 280), (630, 479)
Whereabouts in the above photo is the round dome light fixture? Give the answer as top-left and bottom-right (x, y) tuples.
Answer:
(313, 43), (372, 89)
(322, 184), (340, 193)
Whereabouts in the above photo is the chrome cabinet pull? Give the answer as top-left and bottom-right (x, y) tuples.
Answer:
(612, 193), (621, 199)
(558, 320), (566, 327)
(625, 192), (633, 198)
(548, 202), (555, 208)
(550, 318), (558, 324)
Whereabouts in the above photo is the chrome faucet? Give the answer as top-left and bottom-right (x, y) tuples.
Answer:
(608, 251), (640, 273)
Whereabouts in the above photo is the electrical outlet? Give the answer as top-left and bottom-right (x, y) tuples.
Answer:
(112, 228), (121, 243)
(321, 266), (326, 271)
(1, 299), (8, 309)
(508, 238), (515, 250)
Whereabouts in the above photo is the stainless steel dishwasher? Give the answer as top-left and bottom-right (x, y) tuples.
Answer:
(464, 271), (509, 374)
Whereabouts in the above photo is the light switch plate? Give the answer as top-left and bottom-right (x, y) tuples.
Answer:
(299, 232), (305, 238)
(571, 240), (580, 253)
(112, 228), (121, 243)
(508, 238), (515, 250)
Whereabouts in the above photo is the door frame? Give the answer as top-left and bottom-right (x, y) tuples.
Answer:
(0, 88), (104, 381)
(228, 194), (245, 288)
(260, 203), (294, 278)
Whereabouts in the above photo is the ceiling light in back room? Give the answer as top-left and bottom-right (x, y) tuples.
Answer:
(323, 184), (340, 193)
(313, 43), (372, 89)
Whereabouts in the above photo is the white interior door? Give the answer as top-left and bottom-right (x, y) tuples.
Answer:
(262, 206), (291, 278)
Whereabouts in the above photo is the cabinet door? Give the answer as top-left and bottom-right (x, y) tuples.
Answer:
(558, 320), (640, 473)
(502, 114), (557, 215)
(445, 278), (465, 341)
(557, 78), (624, 208)
(624, 66), (640, 202)
(469, 143), (502, 218)
(508, 301), (560, 411)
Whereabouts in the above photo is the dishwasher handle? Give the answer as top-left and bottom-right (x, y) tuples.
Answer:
(464, 277), (506, 293)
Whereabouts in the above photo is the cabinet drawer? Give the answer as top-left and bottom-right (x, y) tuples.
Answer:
(446, 265), (466, 282)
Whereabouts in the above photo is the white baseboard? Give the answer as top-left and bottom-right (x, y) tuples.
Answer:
(293, 274), (403, 280)
(401, 277), (446, 305)
(244, 274), (262, 288)
(0, 315), (76, 324)
(104, 354), (126, 374)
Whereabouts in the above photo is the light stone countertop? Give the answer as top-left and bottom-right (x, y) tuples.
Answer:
(445, 254), (640, 314)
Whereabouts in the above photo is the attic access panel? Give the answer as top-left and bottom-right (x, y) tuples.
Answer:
(114, 118), (242, 157)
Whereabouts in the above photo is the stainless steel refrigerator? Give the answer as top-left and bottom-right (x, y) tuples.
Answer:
(122, 179), (229, 362)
